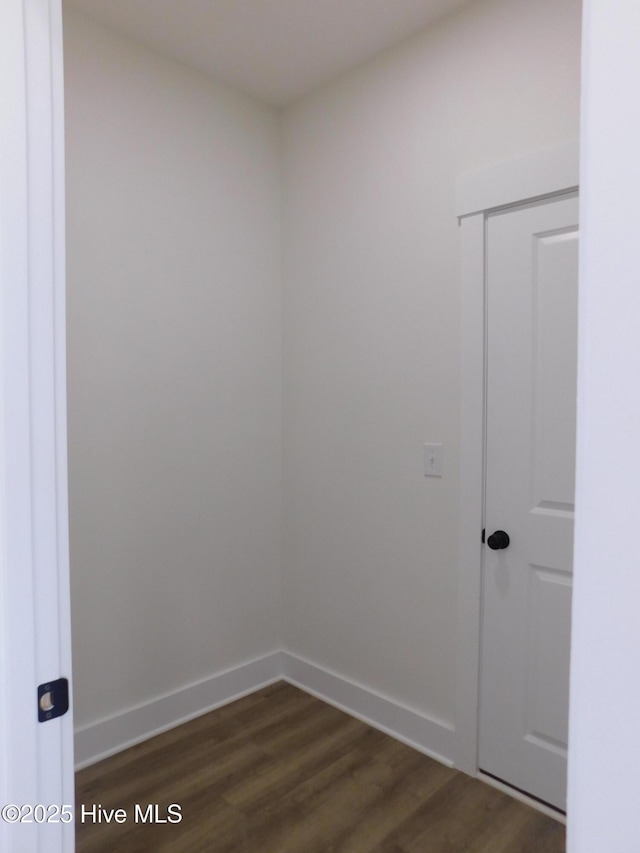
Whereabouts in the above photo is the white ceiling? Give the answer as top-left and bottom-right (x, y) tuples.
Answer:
(64, 0), (472, 107)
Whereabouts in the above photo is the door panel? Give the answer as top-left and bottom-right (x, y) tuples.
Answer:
(479, 194), (579, 811)
(525, 566), (572, 747)
(532, 230), (578, 512)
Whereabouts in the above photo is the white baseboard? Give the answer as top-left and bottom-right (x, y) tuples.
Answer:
(280, 651), (455, 767)
(75, 649), (455, 771)
(74, 651), (283, 769)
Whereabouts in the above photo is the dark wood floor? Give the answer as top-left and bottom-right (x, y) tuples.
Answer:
(75, 681), (565, 852)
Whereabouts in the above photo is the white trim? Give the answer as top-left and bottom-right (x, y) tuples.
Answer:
(455, 145), (579, 782)
(74, 652), (283, 769)
(454, 212), (486, 775)
(75, 650), (456, 772)
(478, 772), (566, 824)
(0, 1), (73, 851)
(455, 140), (579, 218)
(281, 651), (454, 767)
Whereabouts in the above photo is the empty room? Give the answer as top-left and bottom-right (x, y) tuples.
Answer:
(9, 0), (640, 851)
(62, 0), (581, 847)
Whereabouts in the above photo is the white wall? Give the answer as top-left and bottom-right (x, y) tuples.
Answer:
(281, 0), (582, 724)
(568, 0), (640, 848)
(64, 10), (282, 729)
(64, 0), (584, 755)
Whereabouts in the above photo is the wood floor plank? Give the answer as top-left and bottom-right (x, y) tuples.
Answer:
(222, 716), (369, 810)
(326, 760), (456, 852)
(75, 682), (566, 852)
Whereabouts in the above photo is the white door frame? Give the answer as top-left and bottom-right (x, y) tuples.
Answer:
(0, 1), (74, 851)
(454, 141), (580, 779)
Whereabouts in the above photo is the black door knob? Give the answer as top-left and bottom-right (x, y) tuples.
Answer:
(487, 530), (510, 550)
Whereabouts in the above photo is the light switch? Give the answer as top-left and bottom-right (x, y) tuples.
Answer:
(424, 443), (443, 477)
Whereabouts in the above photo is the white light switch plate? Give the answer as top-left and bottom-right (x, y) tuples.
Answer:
(424, 443), (443, 477)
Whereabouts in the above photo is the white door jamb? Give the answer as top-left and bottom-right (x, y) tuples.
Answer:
(0, 1), (74, 850)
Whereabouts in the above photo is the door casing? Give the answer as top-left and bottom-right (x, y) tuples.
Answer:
(0, 1), (74, 850)
(454, 142), (579, 789)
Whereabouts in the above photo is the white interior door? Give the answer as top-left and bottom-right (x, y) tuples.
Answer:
(479, 193), (579, 811)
